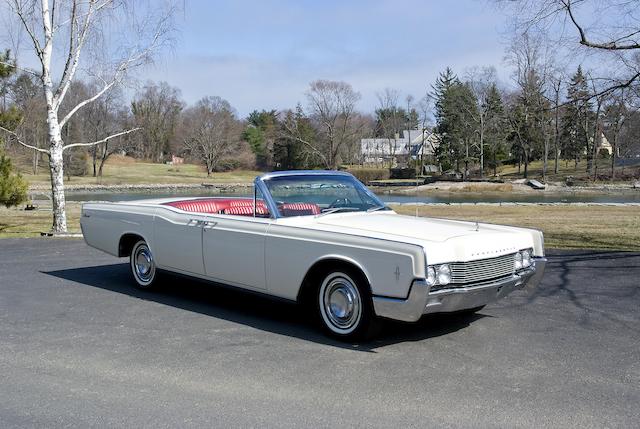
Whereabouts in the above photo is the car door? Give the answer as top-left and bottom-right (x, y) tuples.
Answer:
(202, 215), (270, 290)
(153, 207), (208, 275)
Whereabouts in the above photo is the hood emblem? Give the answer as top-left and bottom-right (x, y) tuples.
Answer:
(475, 221), (479, 232)
(394, 266), (400, 282)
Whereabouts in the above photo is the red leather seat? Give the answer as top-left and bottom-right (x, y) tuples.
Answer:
(224, 205), (270, 216)
(165, 198), (269, 216)
(280, 202), (320, 216)
(165, 199), (224, 213)
(164, 198), (318, 217)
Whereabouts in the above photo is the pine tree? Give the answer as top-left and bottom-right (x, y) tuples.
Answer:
(431, 68), (479, 175)
(561, 66), (592, 169)
(483, 84), (507, 176)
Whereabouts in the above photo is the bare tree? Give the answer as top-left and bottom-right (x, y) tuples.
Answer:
(10, 71), (47, 174)
(130, 81), (183, 162)
(0, 0), (175, 232)
(82, 82), (126, 177)
(181, 96), (241, 176)
(547, 70), (564, 175)
(305, 80), (362, 169)
(505, 32), (551, 178)
(464, 66), (501, 177)
(375, 88), (402, 167)
(603, 89), (628, 180)
(497, 0), (640, 98)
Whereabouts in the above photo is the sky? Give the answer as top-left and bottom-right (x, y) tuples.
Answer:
(145, 0), (511, 117)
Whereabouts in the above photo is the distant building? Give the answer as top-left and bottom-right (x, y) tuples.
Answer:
(597, 132), (613, 156)
(360, 129), (440, 166)
(169, 155), (184, 165)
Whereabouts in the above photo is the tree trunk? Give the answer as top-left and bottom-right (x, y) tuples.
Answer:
(49, 142), (67, 233)
(611, 135), (617, 180)
(554, 89), (560, 175)
(479, 128), (484, 179)
(46, 104), (67, 233)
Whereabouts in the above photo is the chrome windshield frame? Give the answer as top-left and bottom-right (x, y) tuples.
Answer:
(254, 170), (386, 220)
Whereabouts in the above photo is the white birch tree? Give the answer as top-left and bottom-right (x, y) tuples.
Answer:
(0, 0), (175, 232)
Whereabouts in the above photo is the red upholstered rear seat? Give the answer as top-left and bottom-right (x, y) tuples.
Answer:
(164, 198), (266, 214)
(164, 198), (320, 217)
(224, 205), (270, 216)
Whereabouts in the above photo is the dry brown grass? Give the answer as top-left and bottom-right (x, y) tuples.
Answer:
(0, 203), (82, 237)
(391, 204), (640, 251)
(450, 183), (514, 193)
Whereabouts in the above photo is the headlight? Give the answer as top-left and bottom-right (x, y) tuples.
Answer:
(426, 266), (436, 286)
(522, 249), (531, 268)
(514, 252), (523, 271)
(436, 264), (451, 285)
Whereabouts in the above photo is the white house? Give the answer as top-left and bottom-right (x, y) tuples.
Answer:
(360, 129), (440, 166)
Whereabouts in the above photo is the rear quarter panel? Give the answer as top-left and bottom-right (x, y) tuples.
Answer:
(81, 203), (157, 257)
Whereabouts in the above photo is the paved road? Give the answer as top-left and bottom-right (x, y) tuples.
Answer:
(0, 239), (638, 428)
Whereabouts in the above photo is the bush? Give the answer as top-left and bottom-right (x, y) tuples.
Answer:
(346, 167), (390, 183)
(0, 148), (28, 208)
(390, 168), (416, 179)
(64, 148), (89, 177)
(215, 141), (256, 172)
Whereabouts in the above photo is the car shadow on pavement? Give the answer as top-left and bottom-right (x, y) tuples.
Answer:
(44, 263), (486, 352)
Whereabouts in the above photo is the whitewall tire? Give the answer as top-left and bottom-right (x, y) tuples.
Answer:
(130, 240), (158, 289)
(316, 269), (377, 340)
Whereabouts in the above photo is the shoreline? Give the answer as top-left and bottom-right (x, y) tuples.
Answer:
(28, 182), (253, 193)
(27, 179), (640, 194)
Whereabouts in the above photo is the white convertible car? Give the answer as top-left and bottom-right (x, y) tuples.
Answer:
(81, 170), (546, 340)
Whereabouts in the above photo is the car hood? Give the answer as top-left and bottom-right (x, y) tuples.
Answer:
(308, 212), (536, 263)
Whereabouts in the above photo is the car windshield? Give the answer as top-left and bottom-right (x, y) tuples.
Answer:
(262, 174), (388, 217)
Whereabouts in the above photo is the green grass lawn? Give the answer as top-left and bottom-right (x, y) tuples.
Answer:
(21, 155), (262, 188)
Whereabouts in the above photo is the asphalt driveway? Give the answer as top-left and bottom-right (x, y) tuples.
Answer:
(0, 239), (638, 428)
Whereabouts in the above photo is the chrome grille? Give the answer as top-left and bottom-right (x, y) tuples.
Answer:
(450, 253), (516, 285)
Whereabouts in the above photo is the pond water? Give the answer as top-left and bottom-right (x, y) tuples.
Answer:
(44, 188), (640, 204)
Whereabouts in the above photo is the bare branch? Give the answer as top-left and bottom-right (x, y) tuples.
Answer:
(59, 13), (168, 126)
(0, 125), (50, 154)
(53, 0), (100, 110)
(59, 78), (116, 128)
(563, 0), (640, 50)
(9, 0), (44, 59)
(62, 127), (140, 151)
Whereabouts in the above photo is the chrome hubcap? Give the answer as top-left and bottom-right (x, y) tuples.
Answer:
(322, 275), (361, 331)
(133, 245), (154, 283)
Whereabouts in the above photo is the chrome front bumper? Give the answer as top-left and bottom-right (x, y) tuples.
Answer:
(373, 257), (547, 322)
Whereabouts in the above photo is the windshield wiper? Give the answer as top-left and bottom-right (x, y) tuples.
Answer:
(317, 207), (360, 217)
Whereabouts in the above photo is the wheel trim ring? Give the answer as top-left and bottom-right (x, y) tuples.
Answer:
(320, 274), (362, 334)
(132, 244), (155, 284)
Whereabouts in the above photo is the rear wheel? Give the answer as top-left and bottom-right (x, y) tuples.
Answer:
(129, 240), (158, 289)
(316, 269), (378, 341)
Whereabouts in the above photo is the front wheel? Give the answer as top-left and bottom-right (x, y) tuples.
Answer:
(130, 240), (158, 289)
(316, 270), (378, 340)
